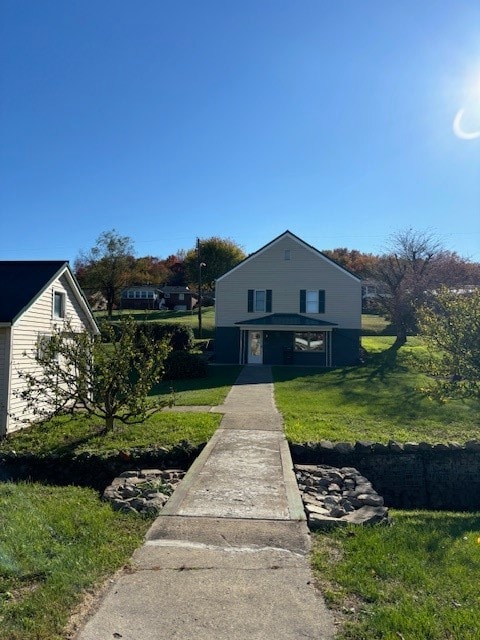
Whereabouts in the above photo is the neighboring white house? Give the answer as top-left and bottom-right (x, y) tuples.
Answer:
(215, 231), (362, 366)
(0, 261), (99, 436)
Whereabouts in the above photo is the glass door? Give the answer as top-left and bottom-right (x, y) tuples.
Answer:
(248, 331), (263, 364)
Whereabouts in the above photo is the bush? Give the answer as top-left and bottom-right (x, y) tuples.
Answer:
(101, 321), (194, 351)
(164, 351), (208, 380)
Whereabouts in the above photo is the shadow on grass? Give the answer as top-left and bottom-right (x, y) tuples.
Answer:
(150, 365), (242, 397)
(365, 343), (407, 382)
(0, 418), (108, 458)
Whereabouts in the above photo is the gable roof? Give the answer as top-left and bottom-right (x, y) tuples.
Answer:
(0, 261), (98, 332)
(216, 230), (361, 284)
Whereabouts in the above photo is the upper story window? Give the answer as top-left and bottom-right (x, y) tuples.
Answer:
(284, 249), (291, 261)
(255, 290), (266, 312)
(300, 289), (325, 314)
(306, 290), (318, 313)
(53, 291), (66, 319)
(248, 289), (272, 313)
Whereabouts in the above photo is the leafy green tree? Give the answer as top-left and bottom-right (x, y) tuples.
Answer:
(75, 230), (135, 319)
(183, 237), (246, 293)
(417, 287), (480, 402)
(17, 317), (171, 433)
(132, 256), (172, 286)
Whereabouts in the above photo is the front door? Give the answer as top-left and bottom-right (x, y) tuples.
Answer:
(248, 331), (263, 364)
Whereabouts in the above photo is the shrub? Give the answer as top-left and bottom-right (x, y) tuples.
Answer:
(164, 351), (208, 380)
(102, 321), (194, 351)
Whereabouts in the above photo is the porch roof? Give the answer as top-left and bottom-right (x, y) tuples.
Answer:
(235, 313), (337, 329)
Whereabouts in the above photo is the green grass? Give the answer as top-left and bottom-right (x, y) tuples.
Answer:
(154, 365), (241, 405)
(0, 364), (241, 456)
(312, 510), (480, 639)
(361, 314), (392, 335)
(273, 337), (480, 444)
(0, 412), (222, 457)
(0, 482), (151, 640)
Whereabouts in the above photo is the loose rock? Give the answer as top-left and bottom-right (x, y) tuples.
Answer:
(295, 464), (389, 529)
(102, 468), (185, 516)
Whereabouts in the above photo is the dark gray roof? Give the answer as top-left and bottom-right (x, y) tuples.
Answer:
(235, 313), (337, 327)
(0, 261), (68, 323)
(160, 286), (196, 295)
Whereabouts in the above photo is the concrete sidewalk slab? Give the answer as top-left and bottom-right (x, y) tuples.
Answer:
(77, 551), (334, 640)
(145, 516), (311, 554)
(76, 366), (335, 640)
(162, 428), (299, 520)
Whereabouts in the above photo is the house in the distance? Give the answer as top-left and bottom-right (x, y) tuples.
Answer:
(159, 286), (198, 311)
(215, 231), (361, 366)
(121, 285), (163, 310)
(0, 261), (99, 436)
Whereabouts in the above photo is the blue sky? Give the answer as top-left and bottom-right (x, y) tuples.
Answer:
(1, 1), (480, 264)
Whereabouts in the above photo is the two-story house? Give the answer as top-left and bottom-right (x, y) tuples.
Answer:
(215, 231), (361, 366)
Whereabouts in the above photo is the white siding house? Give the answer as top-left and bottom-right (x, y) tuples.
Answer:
(0, 261), (99, 436)
(215, 231), (362, 366)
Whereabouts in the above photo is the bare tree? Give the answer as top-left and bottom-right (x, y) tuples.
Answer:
(372, 228), (443, 347)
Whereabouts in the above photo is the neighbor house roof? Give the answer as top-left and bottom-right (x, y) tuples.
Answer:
(160, 286), (197, 295)
(0, 261), (98, 332)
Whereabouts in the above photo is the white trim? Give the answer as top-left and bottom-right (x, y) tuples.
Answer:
(236, 324), (334, 332)
(3, 327), (13, 434)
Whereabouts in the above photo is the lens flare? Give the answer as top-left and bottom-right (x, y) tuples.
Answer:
(453, 108), (480, 140)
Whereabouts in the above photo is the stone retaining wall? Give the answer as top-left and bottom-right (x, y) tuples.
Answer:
(0, 443), (202, 490)
(290, 440), (480, 510)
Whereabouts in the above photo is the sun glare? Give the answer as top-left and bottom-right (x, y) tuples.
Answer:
(453, 71), (480, 140)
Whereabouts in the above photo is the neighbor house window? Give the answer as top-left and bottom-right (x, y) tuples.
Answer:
(53, 291), (65, 319)
(294, 332), (325, 352)
(37, 333), (52, 359)
(178, 293), (185, 301)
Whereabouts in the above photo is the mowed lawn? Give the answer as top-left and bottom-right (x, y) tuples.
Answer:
(0, 482), (151, 640)
(312, 510), (480, 640)
(274, 336), (480, 444)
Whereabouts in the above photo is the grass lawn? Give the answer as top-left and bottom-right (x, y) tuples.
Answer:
(361, 313), (392, 335)
(312, 510), (480, 639)
(0, 482), (151, 640)
(0, 412), (222, 457)
(0, 365), (242, 456)
(154, 364), (241, 405)
(273, 336), (480, 444)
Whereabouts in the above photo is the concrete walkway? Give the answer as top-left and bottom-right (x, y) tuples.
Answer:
(77, 366), (335, 640)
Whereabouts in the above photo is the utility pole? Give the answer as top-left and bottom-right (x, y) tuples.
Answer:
(196, 238), (205, 339)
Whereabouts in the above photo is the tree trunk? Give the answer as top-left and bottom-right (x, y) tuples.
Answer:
(393, 327), (407, 349)
(104, 415), (115, 432)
